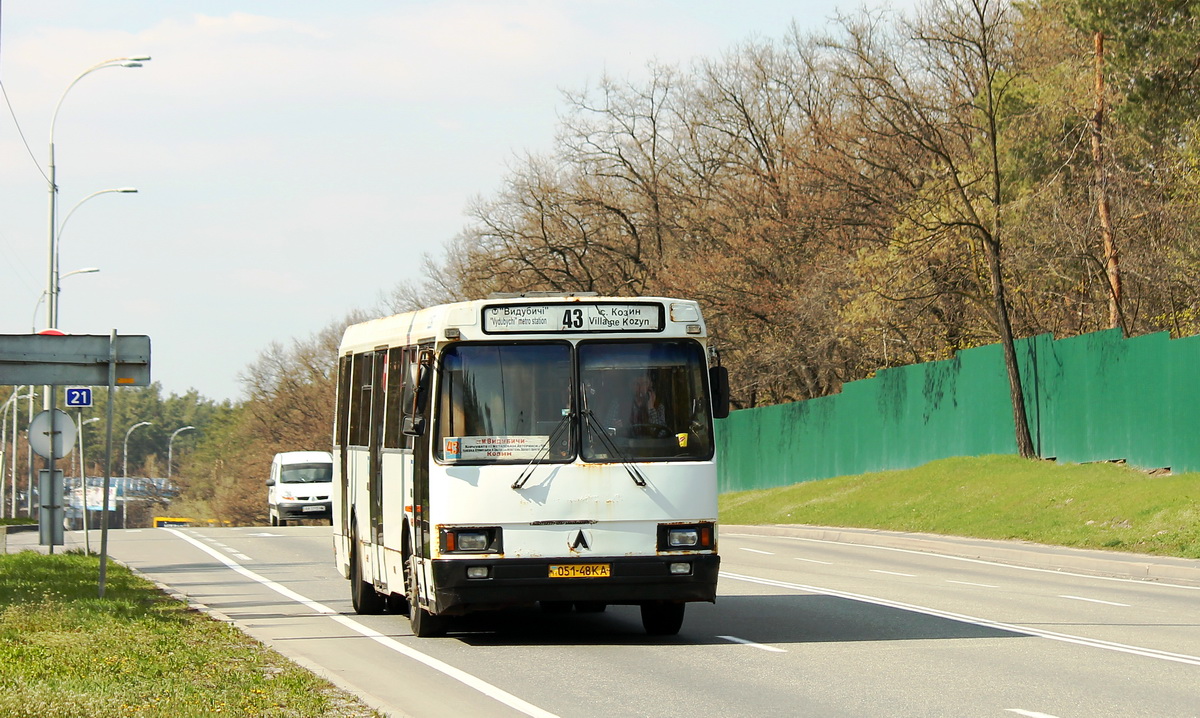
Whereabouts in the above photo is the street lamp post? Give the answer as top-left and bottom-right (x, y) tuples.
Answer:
(168, 426), (195, 480)
(122, 421), (151, 528)
(40, 57), (148, 540)
(46, 57), (149, 332)
(1, 389), (34, 519)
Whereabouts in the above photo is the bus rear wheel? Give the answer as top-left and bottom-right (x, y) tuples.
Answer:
(640, 602), (685, 636)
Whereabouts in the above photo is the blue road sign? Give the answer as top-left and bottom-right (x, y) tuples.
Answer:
(65, 387), (93, 407)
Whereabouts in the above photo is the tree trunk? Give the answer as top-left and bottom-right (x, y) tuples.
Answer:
(1092, 31), (1122, 331)
(982, 237), (1036, 458)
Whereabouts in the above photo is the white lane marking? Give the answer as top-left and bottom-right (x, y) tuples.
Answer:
(870, 570), (916, 577)
(231, 553), (253, 562)
(162, 528), (560, 718)
(246, 532), (285, 537)
(723, 533), (1200, 591)
(721, 571), (1200, 667)
(717, 635), (787, 653)
(1060, 595), (1130, 607)
(740, 548), (774, 555)
(795, 557), (833, 565)
(946, 580), (999, 588)
(1007, 710), (1061, 718)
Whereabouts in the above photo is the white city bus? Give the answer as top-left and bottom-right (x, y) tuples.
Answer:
(332, 293), (729, 637)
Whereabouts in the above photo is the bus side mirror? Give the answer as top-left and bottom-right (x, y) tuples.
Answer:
(710, 366), (730, 419)
(265, 479), (275, 487)
(403, 416), (426, 437)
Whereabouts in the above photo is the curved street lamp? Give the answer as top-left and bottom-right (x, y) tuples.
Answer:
(122, 420), (152, 529)
(122, 421), (152, 479)
(32, 267), (99, 331)
(46, 56), (150, 331)
(167, 426), (196, 480)
(53, 187), (137, 324)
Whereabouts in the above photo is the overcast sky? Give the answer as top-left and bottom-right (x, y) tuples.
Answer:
(0, 1), (907, 402)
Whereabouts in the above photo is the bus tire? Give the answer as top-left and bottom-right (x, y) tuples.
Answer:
(640, 602), (685, 636)
(350, 529), (384, 615)
(406, 551), (444, 637)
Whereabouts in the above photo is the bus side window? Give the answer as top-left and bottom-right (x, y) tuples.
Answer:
(348, 353), (367, 447)
(384, 347), (406, 449)
(335, 355), (352, 448)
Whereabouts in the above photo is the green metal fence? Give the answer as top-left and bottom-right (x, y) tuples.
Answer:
(716, 329), (1200, 493)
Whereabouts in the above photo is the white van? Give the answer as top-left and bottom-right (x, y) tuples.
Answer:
(266, 451), (334, 526)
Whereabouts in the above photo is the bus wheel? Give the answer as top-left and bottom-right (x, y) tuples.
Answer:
(350, 532), (384, 615)
(405, 552), (444, 637)
(640, 602), (685, 636)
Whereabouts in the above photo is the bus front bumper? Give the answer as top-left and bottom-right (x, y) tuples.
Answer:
(430, 554), (720, 615)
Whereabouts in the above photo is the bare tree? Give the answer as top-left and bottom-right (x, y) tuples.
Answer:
(825, 0), (1036, 457)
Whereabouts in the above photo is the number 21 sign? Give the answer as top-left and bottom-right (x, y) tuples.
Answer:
(65, 387), (93, 408)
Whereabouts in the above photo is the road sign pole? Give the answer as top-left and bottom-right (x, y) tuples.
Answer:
(99, 330), (117, 598)
(45, 385), (59, 553)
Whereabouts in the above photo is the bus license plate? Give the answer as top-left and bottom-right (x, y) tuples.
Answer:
(302, 505), (324, 512)
(549, 564), (611, 579)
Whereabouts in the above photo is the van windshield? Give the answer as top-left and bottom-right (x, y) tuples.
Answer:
(280, 463), (333, 483)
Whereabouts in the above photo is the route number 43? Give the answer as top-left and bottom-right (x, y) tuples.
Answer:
(65, 387), (93, 408)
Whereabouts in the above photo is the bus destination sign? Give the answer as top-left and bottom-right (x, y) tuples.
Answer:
(482, 303), (663, 333)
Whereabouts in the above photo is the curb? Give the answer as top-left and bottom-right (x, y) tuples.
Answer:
(725, 524), (1200, 587)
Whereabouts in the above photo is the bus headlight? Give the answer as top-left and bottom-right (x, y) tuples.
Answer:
(657, 522), (715, 551)
(669, 529), (699, 547)
(457, 532), (490, 551)
(440, 526), (502, 553)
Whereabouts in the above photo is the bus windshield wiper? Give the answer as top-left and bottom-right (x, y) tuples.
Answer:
(581, 410), (648, 487)
(511, 411), (573, 489)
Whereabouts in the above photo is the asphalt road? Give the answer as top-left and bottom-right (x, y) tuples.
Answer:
(14, 525), (1200, 718)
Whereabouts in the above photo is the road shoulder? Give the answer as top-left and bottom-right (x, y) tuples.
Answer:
(725, 524), (1200, 586)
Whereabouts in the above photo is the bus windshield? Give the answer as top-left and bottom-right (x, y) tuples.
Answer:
(579, 340), (714, 462)
(434, 340), (714, 464)
(436, 342), (574, 463)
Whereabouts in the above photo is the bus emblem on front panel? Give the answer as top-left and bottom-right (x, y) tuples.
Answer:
(570, 530), (590, 551)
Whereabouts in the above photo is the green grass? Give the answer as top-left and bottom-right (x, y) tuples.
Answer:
(0, 551), (382, 718)
(1, 518), (36, 526)
(719, 455), (1200, 558)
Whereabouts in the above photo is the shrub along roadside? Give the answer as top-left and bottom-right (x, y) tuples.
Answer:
(0, 551), (382, 718)
(719, 455), (1200, 559)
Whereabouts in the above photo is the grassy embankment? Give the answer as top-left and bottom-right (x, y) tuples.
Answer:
(719, 454), (1200, 559)
(0, 551), (381, 718)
